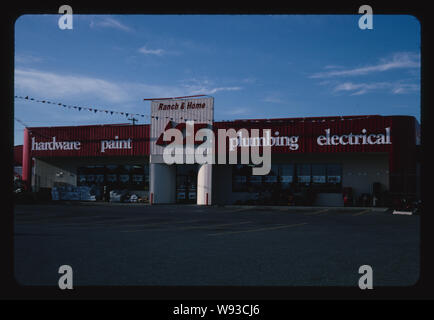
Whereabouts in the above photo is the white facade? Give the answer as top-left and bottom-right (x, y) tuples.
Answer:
(149, 97), (214, 205)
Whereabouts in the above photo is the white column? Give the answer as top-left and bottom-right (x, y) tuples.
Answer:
(197, 163), (212, 205)
(150, 163), (176, 204)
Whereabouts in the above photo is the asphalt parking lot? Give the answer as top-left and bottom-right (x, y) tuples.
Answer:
(14, 203), (420, 287)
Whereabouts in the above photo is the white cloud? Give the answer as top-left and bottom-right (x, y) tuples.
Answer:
(390, 83), (419, 94)
(206, 87), (242, 94)
(310, 52), (420, 79)
(14, 69), (129, 103)
(185, 86), (242, 95)
(323, 65), (343, 70)
(138, 46), (165, 56)
(15, 54), (43, 64)
(89, 17), (132, 32)
(180, 78), (242, 95)
(241, 77), (257, 84)
(263, 94), (285, 104)
(14, 68), (242, 108)
(332, 81), (419, 96)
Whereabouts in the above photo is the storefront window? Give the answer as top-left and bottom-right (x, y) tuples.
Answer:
(77, 163), (149, 193)
(297, 164), (311, 184)
(143, 175), (149, 191)
(106, 165), (118, 171)
(132, 174), (144, 183)
(122, 165), (132, 172)
(279, 164), (294, 189)
(119, 174), (130, 184)
(106, 174), (117, 183)
(264, 164), (279, 184)
(230, 162), (342, 195)
(250, 175), (262, 185)
(312, 164), (326, 184)
(327, 164), (342, 184)
(232, 164), (250, 192)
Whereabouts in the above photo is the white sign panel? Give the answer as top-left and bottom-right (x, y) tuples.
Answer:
(150, 97), (214, 157)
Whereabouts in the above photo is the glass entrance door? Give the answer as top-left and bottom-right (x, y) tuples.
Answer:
(176, 165), (198, 204)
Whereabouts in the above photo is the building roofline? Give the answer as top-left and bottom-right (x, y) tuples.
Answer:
(23, 114), (418, 130)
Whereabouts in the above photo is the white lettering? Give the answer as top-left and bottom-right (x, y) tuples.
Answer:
(331, 135), (339, 145)
(358, 5), (373, 30)
(317, 128), (392, 146)
(361, 129), (367, 144)
(317, 135), (327, 146)
(31, 137), (38, 151)
(339, 135), (348, 145)
(385, 127), (391, 144)
(31, 137), (81, 151)
(367, 134), (376, 144)
(100, 137), (133, 153)
(325, 128), (331, 145)
(58, 265), (73, 290)
(58, 5), (73, 30)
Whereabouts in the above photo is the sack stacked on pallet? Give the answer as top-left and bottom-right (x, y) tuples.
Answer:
(51, 185), (96, 201)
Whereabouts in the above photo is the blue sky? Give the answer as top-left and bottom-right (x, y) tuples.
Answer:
(14, 14), (420, 146)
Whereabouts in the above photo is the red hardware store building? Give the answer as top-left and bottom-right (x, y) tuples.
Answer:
(16, 114), (420, 206)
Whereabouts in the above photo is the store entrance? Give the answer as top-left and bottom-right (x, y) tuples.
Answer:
(176, 164), (198, 204)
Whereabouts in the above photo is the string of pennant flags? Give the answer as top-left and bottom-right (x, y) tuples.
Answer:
(14, 95), (211, 123)
(14, 95), (147, 119)
(14, 95), (372, 126)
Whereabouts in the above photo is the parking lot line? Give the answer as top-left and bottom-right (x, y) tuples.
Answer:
(43, 216), (161, 227)
(226, 207), (255, 213)
(120, 219), (203, 232)
(175, 221), (252, 231)
(90, 216), (175, 226)
(16, 214), (104, 224)
(304, 209), (329, 216)
(208, 222), (308, 236)
(36, 216), (106, 226)
(274, 207), (302, 213)
(352, 209), (372, 216)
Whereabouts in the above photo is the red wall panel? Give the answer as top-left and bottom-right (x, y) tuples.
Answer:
(213, 115), (398, 154)
(21, 116), (418, 195)
(24, 116), (416, 160)
(28, 124), (150, 158)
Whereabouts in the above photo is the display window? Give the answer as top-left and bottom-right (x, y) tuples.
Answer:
(312, 164), (326, 184)
(77, 164), (149, 191)
(327, 164), (342, 184)
(132, 174), (144, 183)
(264, 165), (279, 184)
(106, 165), (118, 171)
(280, 164), (294, 189)
(232, 164), (251, 192)
(232, 163), (342, 193)
(106, 174), (117, 182)
(250, 175), (262, 185)
(297, 164), (311, 185)
(119, 174), (130, 183)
